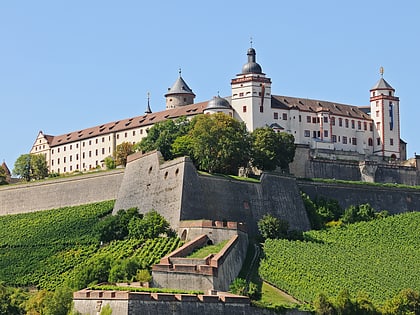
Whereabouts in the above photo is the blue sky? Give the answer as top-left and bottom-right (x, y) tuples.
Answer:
(1, 1), (419, 168)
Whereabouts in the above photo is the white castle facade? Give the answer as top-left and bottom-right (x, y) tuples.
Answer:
(30, 47), (404, 174)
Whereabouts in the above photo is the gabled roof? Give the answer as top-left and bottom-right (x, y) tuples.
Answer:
(371, 77), (394, 90)
(271, 95), (371, 120)
(1, 162), (11, 176)
(49, 102), (207, 147)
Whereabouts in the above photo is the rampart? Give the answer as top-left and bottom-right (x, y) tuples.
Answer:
(0, 169), (124, 215)
(73, 290), (308, 315)
(298, 180), (420, 213)
(152, 222), (248, 292)
(113, 151), (311, 235)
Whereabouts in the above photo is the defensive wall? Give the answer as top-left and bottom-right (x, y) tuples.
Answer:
(113, 151), (311, 235)
(0, 169), (123, 216)
(297, 180), (420, 213)
(152, 221), (248, 292)
(73, 289), (309, 315)
(290, 145), (420, 185)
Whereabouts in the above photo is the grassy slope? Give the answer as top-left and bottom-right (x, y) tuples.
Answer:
(259, 212), (420, 305)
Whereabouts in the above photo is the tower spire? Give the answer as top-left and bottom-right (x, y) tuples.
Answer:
(145, 92), (152, 114)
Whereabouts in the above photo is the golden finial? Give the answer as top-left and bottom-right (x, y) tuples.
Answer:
(380, 66), (384, 77)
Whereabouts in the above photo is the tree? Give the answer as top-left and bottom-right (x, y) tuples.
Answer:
(251, 127), (295, 171)
(382, 288), (420, 315)
(13, 154), (48, 181)
(128, 210), (170, 240)
(0, 168), (7, 185)
(137, 116), (191, 160)
(257, 214), (289, 240)
(13, 154), (32, 181)
(31, 154), (48, 180)
(104, 156), (116, 170)
(115, 142), (134, 166)
(188, 113), (251, 174)
(313, 293), (337, 315)
(342, 204), (375, 224)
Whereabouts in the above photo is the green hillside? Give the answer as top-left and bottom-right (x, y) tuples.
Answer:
(259, 211), (420, 306)
(0, 201), (181, 290)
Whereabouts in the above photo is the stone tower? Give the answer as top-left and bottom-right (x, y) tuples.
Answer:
(230, 46), (272, 131)
(165, 70), (196, 109)
(370, 68), (400, 159)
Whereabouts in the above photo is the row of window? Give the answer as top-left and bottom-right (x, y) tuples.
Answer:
(53, 161), (101, 174)
(303, 130), (394, 147)
(51, 147), (111, 166)
(51, 130), (144, 155)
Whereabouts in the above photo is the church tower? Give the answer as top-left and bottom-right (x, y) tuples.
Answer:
(370, 68), (400, 159)
(165, 70), (195, 109)
(231, 46), (272, 131)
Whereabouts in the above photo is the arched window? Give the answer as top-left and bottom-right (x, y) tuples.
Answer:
(368, 138), (373, 146)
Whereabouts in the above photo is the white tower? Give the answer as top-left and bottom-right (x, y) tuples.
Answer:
(231, 46), (272, 131)
(370, 67), (400, 159)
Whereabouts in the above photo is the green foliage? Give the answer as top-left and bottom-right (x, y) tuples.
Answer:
(251, 127), (295, 171)
(188, 113), (251, 174)
(342, 203), (376, 224)
(24, 286), (73, 315)
(229, 278), (247, 296)
(0, 201), (114, 288)
(104, 156), (116, 170)
(13, 153), (49, 181)
(0, 168), (7, 185)
(100, 304), (113, 315)
(257, 214), (289, 240)
(115, 142), (134, 166)
(128, 210), (170, 240)
(90, 284), (203, 295)
(95, 208), (142, 243)
(137, 117), (191, 160)
(381, 288), (420, 315)
(136, 269), (152, 283)
(259, 212), (420, 306)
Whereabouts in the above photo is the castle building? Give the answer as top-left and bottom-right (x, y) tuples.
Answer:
(30, 47), (404, 174)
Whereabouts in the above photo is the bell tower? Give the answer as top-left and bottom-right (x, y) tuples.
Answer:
(231, 45), (272, 131)
(370, 67), (400, 159)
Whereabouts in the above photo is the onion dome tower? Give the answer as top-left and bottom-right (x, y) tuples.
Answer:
(230, 43), (272, 131)
(165, 69), (196, 110)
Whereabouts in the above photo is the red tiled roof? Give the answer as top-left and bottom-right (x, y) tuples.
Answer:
(49, 101), (208, 147)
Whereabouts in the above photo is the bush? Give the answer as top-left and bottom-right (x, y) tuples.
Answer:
(257, 214), (289, 240)
(136, 269), (152, 283)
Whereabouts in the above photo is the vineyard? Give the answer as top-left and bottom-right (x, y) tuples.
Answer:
(259, 212), (420, 305)
(0, 201), (182, 289)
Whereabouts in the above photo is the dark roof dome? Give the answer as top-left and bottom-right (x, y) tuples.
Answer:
(206, 96), (231, 110)
(242, 47), (262, 74)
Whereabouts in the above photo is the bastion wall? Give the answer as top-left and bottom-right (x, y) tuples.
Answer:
(0, 169), (123, 216)
(73, 290), (309, 315)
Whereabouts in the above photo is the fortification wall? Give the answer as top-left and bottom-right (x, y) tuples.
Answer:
(114, 151), (311, 234)
(298, 180), (420, 214)
(0, 169), (123, 215)
(73, 290), (309, 315)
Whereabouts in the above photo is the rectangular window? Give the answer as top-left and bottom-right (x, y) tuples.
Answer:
(89, 140), (92, 145)
(390, 138), (394, 146)
(76, 143), (79, 149)
(89, 151), (92, 158)
(304, 130), (310, 137)
(323, 116), (328, 123)
(274, 112), (278, 119)
(58, 148), (60, 153)
(70, 145), (72, 150)
(117, 134), (120, 139)
(76, 154), (79, 160)
(133, 131), (136, 136)
(64, 146), (66, 152)
(358, 121), (361, 130)
(324, 130), (328, 137)
(102, 137), (105, 143)
(364, 122), (367, 130)
(351, 120), (355, 129)
(313, 131), (317, 138)
(64, 157), (66, 163)
(52, 149), (54, 154)
(70, 165), (73, 171)
(239, 92), (244, 97)
(352, 138), (357, 145)
(377, 138), (381, 145)
(331, 117), (335, 126)
(82, 152), (85, 159)
(343, 136), (348, 144)
(102, 148), (105, 154)
(83, 142), (85, 147)
(243, 106), (247, 113)
(259, 106), (263, 113)
(339, 118), (343, 127)
(282, 113), (287, 120)
(70, 155), (72, 162)
(370, 123), (373, 131)
(95, 149), (98, 156)
(299, 115), (302, 122)
(332, 135), (337, 143)
(57, 158), (60, 164)
(376, 111), (380, 117)
(345, 119), (349, 128)
(307, 116), (311, 123)
(96, 139), (98, 144)
(51, 160), (54, 166)
(312, 117), (317, 123)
